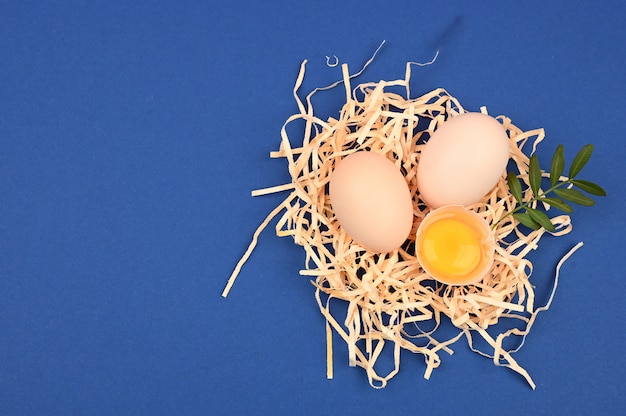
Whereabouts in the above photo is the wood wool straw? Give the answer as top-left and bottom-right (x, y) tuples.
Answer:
(222, 51), (579, 389)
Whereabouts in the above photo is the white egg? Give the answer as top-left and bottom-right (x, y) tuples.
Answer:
(417, 112), (510, 208)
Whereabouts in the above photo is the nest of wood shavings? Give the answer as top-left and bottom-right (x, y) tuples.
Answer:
(223, 59), (579, 389)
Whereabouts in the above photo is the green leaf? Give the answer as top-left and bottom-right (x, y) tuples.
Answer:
(553, 188), (595, 206)
(526, 208), (555, 232)
(541, 197), (573, 213)
(571, 179), (607, 196)
(529, 154), (542, 196)
(507, 172), (523, 203)
(568, 144), (593, 178)
(550, 145), (564, 186)
(513, 212), (541, 230)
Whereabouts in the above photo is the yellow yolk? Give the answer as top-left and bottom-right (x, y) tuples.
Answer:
(415, 206), (494, 285)
(421, 218), (482, 279)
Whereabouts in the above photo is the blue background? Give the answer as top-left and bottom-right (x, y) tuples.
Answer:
(1, 1), (625, 414)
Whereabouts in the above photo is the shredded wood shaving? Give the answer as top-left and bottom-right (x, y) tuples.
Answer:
(222, 57), (580, 389)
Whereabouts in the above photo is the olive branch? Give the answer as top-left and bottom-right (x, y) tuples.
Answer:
(497, 144), (606, 232)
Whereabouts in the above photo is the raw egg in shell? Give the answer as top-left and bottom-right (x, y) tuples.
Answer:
(415, 205), (495, 286)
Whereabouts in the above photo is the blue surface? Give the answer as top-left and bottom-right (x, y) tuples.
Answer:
(1, 1), (625, 414)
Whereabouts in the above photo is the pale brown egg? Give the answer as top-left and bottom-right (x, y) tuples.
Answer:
(417, 112), (510, 209)
(329, 151), (413, 253)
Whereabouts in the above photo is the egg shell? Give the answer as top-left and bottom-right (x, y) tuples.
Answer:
(415, 205), (495, 286)
(417, 112), (510, 209)
(329, 151), (413, 253)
